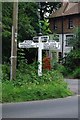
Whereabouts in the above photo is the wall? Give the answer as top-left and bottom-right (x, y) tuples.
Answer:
(49, 14), (80, 34)
(49, 14), (80, 58)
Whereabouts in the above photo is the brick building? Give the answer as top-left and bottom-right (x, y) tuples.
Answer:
(49, 2), (80, 59)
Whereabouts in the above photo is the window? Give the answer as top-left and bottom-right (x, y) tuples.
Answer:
(54, 20), (57, 30)
(54, 34), (59, 42)
(65, 35), (74, 46)
(68, 18), (73, 29)
(58, 52), (62, 63)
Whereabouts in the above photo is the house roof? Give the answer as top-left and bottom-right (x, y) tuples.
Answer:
(49, 2), (80, 18)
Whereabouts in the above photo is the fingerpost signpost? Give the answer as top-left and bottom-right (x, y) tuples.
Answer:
(19, 36), (60, 76)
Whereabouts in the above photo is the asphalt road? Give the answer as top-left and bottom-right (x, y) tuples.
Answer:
(2, 79), (79, 118)
(65, 79), (78, 94)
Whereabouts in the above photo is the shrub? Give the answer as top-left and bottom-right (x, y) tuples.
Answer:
(2, 62), (72, 102)
(72, 68), (80, 79)
(64, 28), (80, 78)
(0, 82), (2, 102)
(51, 62), (68, 77)
(65, 50), (80, 71)
(2, 79), (72, 102)
(2, 64), (10, 81)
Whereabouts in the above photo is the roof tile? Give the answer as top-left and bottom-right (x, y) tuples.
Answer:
(49, 2), (80, 18)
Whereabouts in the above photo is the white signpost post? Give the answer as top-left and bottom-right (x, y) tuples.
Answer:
(19, 36), (60, 76)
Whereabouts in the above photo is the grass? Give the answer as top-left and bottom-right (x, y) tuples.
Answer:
(2, 63), (73, 103)
(2, 80), (72, 102)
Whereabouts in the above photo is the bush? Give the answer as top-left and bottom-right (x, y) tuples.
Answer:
(2, 62), (72, 102)
(10, 69), (64, 87)
(2, 79), (72, 102)
(2, 64), (10, 81)
(63, 28), (80, 78)
(72, 68), (80, 79)
(63, 50), (80, 78)
(0, 82), (2, 102)
(52, 62), (69, 77)
(65, 50), (80, 71)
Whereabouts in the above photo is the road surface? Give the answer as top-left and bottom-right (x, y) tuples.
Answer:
(2, 79), (79, 118)
(65, 79), (78, 94)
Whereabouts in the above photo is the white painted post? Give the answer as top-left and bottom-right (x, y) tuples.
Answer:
(18, 36), (61, 76)
(38, 37), (43, 76)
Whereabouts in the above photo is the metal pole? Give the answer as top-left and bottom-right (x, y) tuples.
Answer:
(10, 1), (18, 80)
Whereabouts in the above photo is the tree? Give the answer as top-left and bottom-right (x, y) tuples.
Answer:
(18, 2), (39, 41)
(39, 2), (61, 20)
(2, 2), (39, 63)
(2, 2), (61, 64)
(2, 3), (13, 63)
(72, 27), (80, 50)
(39, 19), (51, 35)
(64, 27), (80, 71)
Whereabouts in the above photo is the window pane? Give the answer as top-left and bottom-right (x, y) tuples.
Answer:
(66, 35), (73, 46)
(54, 20), (57, 30)
(68, 18), (73, 29)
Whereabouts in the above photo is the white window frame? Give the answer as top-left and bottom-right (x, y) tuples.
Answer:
(65, 34), (74, 47)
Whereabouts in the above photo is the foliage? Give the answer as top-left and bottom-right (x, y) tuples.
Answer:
(18, 3), (37, 41)
(70, 27), (80, 50)
(39, 19), (51, 35)
(2, 79), (72, 103)
(72, 68), (80, 79)
(50, 33), (59, 42)
(2, 2), (38, 63)
(39, 2), (61, 19)
(2, 64), (10, 81)
(51, 61), (68, 77)
(65, 50), (80, 71)
(2, 63), (72, 102)
(64, 27), (80, 78)
(2, 2), (61, 63)
(2, 3), (13, 63)
(0, 82), (2, 102)
(0, 65), (2, 102)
